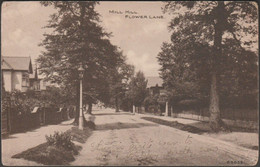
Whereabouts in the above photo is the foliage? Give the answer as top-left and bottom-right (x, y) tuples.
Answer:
(45, 131), (75, 151)
(127, 71), (148, 107)
(108, 62), (135, 111)
(1, 86), (73, 120)
(144, 94), (159, 107)
(157, 42), (204, 100)
(161, 1), (258, 131)
(12, 126), (93, 165)
(37, 1), (126, 106)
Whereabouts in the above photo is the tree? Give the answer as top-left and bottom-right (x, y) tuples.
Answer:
(157, 42), (201, 101)
(38, 2), (123, 124)
(162, 1), (258, 131)
(108, 56), (135, 112)
(127, 71), (148, 110)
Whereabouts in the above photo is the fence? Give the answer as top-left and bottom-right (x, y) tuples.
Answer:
(1, 96), (76, 134)
(172, 112), (258, 130)
(10, 112), (41, 133)
(171, 107), (257, 122)
(1, 95), (11, 135)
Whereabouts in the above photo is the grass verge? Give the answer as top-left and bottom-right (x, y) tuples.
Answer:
(12, 127), (93, 165)
(141, 116), (207, 134)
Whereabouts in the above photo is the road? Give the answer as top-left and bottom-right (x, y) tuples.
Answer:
(72, 108), (258, 166)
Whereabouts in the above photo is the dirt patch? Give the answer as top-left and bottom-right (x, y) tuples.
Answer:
(68, 127), (93, 143)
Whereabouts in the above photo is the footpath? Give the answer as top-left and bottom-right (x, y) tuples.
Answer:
(1, 119), (74, 166)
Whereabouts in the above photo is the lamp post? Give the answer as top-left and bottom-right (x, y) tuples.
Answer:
(78, 63), (85, 130)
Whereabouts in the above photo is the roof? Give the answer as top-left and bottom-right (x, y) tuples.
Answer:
(146, 76), (163, 88)
(1, 56), (33, 73)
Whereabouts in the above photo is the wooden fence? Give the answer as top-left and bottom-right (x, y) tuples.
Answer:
(1, 95), (11, 135)
(1, 96), (75, 134)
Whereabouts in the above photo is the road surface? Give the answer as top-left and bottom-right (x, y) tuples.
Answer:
(72, 108), (258, 166)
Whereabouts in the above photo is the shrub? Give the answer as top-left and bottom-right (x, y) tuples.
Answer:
(45, 131), (75, 151)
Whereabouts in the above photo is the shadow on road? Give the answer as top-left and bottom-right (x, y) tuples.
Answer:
(1, 134), (17, 140)
(95, 122), (158, 131)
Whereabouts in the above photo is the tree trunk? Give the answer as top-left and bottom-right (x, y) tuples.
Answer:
(209, 72), (221, 131)
(209, 1), (226, 131)
(115, 96), (119, 112)
(88, 102), (92, 114)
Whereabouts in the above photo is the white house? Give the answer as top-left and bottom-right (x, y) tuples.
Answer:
(2, 56), (47, 92)
(2, 56), (33, 92)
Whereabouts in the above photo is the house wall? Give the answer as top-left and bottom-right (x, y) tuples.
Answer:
(3, 71), (12, 92)
(12, 71), (22, 91)
(2, 71), (29, 92)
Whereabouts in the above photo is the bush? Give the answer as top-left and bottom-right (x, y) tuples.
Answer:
(45, 131), (75, 151)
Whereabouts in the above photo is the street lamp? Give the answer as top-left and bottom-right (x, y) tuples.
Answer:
(78, 63), (84, 130)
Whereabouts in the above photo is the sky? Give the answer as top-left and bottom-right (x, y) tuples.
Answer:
(1, 1), (172, 77)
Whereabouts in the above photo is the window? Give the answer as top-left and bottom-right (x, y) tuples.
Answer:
(22, 72), (29, 87)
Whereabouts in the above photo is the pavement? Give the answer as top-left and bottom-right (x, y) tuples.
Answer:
(1, 108), (258, 166)
(72, 108), (258, 166)
(1, 119), (74, 166)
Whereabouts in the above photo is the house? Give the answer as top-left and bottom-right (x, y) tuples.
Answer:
(146, 76), (164, 96)
(1, 56), (47, 92)
(2, 56), (33, 92)
(146, 76), (169, 114)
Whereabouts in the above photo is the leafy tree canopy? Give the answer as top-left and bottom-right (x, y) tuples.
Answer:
(37, 1), (128, 105)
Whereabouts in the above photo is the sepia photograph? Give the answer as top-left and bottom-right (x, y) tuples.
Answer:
(1, 1), (259, 166)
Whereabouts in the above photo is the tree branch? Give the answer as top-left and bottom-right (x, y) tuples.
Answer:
(230, 31), (246, 51)
(67, 3), (80, 18)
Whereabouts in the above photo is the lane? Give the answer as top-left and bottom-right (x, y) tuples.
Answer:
(72, 108), (258, 166)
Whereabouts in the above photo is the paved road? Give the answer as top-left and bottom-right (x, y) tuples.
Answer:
(72, 108), (258, 166)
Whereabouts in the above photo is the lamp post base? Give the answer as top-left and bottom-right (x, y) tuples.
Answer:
(79, 116), (84, 130)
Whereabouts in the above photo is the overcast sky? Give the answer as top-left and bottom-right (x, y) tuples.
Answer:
(2, 1), (172, 77)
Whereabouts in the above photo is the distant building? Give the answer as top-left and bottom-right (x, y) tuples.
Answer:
(146, 76), (164, 96)
(2, 56), (33, 92)
(146, 76), (163, 88)
(146, 76), (168, 114)
(2, 56), (47, 92)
